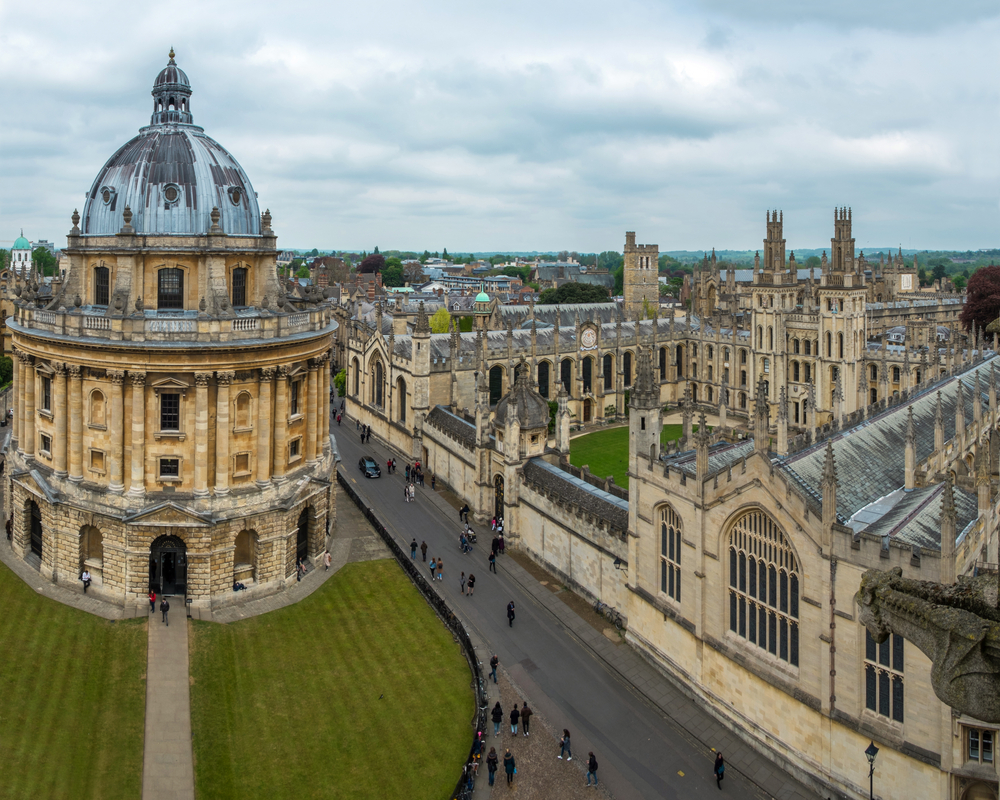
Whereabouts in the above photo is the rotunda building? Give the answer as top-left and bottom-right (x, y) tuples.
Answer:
(4, 51), (337, 607)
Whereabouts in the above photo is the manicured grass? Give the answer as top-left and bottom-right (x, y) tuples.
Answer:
(570, 423), (701, 488)
(0, 561), (146, 800)
(190, 559), (473, 800)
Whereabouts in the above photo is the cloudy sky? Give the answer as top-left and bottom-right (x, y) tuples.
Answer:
(1, 0), (998, 253)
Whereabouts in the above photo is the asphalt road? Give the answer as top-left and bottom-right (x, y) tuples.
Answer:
(332, 412), (816, 800)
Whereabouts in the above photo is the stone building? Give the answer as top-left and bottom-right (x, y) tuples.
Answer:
(4, 51), (337, 608)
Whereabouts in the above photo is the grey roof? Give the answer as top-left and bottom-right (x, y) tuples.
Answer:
(666, 439), (757, 477)
(522, 458), (629, 530)
(497, 303), (621, 327)
(82, 55), (260, 237)
(425, 406), (476, 447)
(850, 484), (978, 550)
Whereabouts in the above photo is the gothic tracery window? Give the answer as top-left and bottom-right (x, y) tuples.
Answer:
(660, 505), (681, 602)
(729, 509), (799, 666)
(865, 629), (904, 722)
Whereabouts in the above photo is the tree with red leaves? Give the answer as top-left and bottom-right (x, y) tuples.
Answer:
(959, 265), (1000, 334)
(358, 253), (385, 274)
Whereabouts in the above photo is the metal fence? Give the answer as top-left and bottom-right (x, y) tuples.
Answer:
(337, 470), (488, 800)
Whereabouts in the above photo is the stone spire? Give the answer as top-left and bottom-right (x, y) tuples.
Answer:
(631, 346), (658, 408)
(414, 301), (430, 335)
(904, 406), (916, 491)
(753, 377), (770, 456)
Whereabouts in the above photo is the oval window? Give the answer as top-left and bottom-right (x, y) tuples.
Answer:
(164, 185), (179, 202)
(229, 187), (242, 205)
(101, 187), (114, 205)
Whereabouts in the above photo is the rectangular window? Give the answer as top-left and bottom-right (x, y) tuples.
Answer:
(95, 266), (110, 306)
(290, 438), (300, 459)
(234, 452), (250, 475)
(865, 629), (904, 722)
(160, 393), (180, 431)
(159, 458), (179, 477)
(967, 729), (995, 764)
(42, 377), (52, 411)
(157, 268), (184, 309)
(40, 433), (51, 454)
(232, 267), (247, 307)
(291, 380), (300, 416)
(90, 450), (105, 473)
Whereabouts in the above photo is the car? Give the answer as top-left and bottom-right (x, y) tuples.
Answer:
(359, 456), (381, 478)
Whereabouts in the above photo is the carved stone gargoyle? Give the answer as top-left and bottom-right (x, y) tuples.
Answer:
(857, 567), (1000, 722)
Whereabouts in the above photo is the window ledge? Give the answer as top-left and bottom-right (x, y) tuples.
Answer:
(288, 455), (303, 465)
(154, 431), (186, 441)
(38, 410), (53, 420)
(156, 475), (183, 483)
(233, 470), (252, 478)
(89, 468), (106, 476)
(233, 426), (253, 434)
(39, 449), (52, 459)
(87, 424), (108, 432)
(289, 413), (304, 424)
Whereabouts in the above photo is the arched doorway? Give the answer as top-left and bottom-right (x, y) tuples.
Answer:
(149, 534), (187, 596)
(963, 782), (997, 800)
(297, 508), (310, 564)
(28, 501), (42, 559)
(583, 398), (592, 422)
(493, 475), (504, 522)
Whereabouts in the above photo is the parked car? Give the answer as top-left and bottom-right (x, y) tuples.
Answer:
(359, 457), (381, 478)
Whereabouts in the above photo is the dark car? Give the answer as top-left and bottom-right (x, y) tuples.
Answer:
(359, 457), (381, 478)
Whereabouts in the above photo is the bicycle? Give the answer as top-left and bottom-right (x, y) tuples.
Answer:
(594, 600), (624, 630)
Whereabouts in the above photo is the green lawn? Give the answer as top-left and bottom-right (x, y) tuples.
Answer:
(570, 423), (701, 488)
(190, 559), (473, 800)
(0, 562), (146, 800)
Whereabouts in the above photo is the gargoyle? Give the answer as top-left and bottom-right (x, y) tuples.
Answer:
(856, 567), (1000, 722)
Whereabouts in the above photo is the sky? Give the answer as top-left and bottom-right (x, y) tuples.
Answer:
(1, 0), (998, 254)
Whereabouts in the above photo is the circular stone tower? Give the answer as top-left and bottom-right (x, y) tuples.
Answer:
(5, 51), (338, 608)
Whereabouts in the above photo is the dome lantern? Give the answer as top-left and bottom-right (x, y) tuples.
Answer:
(150, 48), (193, 126)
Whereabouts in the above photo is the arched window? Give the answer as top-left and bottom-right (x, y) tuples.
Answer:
(232, 267), (248, 307)
(89, 390), (106, 427)
(870, 387), (878, 404)
(792, 362), (800, 382)
(623, 352), (633, 387)
(489, 365), (504, 405)
(740, 370), (747, 387)
(660, 505), (682, 602)
(826, 331), (832, 357)
(235, 391), (252, 429)
(691, 384), (698, 402)
(804, 363), (811, 383)
(838, 333), (844, 359)
(768, 327), (773, 350)
(707, 386), (714, 402)
(757, 327), (763, 348)
(804, 340), (811, 356)
(94, 266), (110, 306)
(538, 361), (550, 398)
(676, 345), (684, 376)
(892, 367), (900, 383)
(372, 360), (384, 407)
(707, 365), (713, 382)
(708, 345), (714, 359)
(870, 364), (878, 381)
(603, 355), (613, 391)
(740, 349), (747, 364)
(351, 357), (360, 396)
(739, 392), (747, 409)
(582, 357), (593, 394)
(396, 377), (407, 422)
(659, 347), (667, 381)
(560, 359), (572, 393)
(157, 268), (184, 309)
(728, 509), (799, 666)
(792, 338), (800, 354)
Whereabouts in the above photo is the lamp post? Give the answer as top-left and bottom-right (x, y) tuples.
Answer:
(865, 741), (879, 800)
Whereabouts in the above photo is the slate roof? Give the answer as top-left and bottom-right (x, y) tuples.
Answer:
(522, 458), (629, 531)
(849, 484), (979, 550)
(425, 406), (476, 447)
(666, 439), (757, 477)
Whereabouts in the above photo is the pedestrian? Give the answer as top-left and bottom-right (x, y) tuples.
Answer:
(160, 597), (170, 626)
(714, 752), (725, 789)
(467, 573), (476, 595)
(148, 589), (157, 614)
(498, 533), (505, 555)
(587, 752), (599, 786)
(503, 749), (516, 785)
(460, 533), (469, 554)
(491, 536), (500, 558)
(337, 413), (341, 426)
(6, 516), (12, 542)
(387, 459), (392, 474)
(520, 702), (532, 736)
(405, 464), (411, 481)
(491, 701), (504, 737)
(559, 729), (572, 760)
(410, 539), (418, 559)
(409, 483), (416, 502)
(510, 703), (520, 735)
(430, 558), (437, 580)
(420, 540), (428, 561)
(489, 551), (497, 573)
(460, 503), (469, 523)
(355, 418), (360, 431)
(436, 558), (443, 581)
(297, 558), (306, 581)
(432, 475), (437, 490)
(460, 571), (467, 595)
(490, 654), (499, 684)
(81, 569), (92, 594)
(486, 747), (499, 786)
(323, 551), (332, 570)
(491, 517), (497, 531)
(404, 483), (409, 502)
(507, 600), (515, 627)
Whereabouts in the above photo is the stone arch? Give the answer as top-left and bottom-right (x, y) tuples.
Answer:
(962, 782), (997, 800)
(560, 358), (573, 394)
(80, 524), (103, 572)
(489, 365), (505, 405)
(234, 390), (253, 430)
(25, 499), (42, 561)
(582, 356), (593, 394)
(537, 361), (551, 398)
(493, 474), (505, 522)
(149, 534), (187, 595)
(623, 351), (633, 387)
(395, 376), (407, 423)
(234, 529), (259, 584)
(369, 357), (385, 407)
(658, 347), (667, 380)
(296, 507), (312, 566)
(602, 354), (613, 392)
(89, 389), (107, 427)
(658, 504), (683, 601)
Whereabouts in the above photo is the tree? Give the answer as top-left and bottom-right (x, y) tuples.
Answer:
(658, 254), (679, 271)
(429, 307), (452, 333)
(537, 283), (610, 305)
(0, 356), (12, 387)
(32, 247), (58, 277)
(804, 256), (822, 269)
(932, 264), (948, 282)
(403, 261), (425, 284)
(373, 245), (380, 255)
(597, 251), (623, 272)
(959, 265), (1000, 333)
(953, 275), (968, 291)
(0, 249), (8, 270)
(382, 264), (404, 287)
(420, 250), (431, 263)
(333, 369), (347, 397)
(309, 248), (319, 257)
(296, 265), (310, 278)
(442, 248), (449, 260)
(358, 253), (385, 274)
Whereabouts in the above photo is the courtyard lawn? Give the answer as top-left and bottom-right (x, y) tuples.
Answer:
(0, 562), (146, 800)
(570, 423), (699, 488)
(189, 559), (473, 800)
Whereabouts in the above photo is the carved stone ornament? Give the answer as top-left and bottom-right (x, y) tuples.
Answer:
(195, 372), (213, 388)
(135, 296), (144, 312)
(74, 294), (82, 308)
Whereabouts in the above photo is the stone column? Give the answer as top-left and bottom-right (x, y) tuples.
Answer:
(215, 371), (234, 496)
(108, 370), (125, 493)
(68, 364), (83, 482)
(321, 356), (331, 452)
(10, 347), (19, 449)
(128, 372), (146, 497)
(272, 366), (288, 483)
(306, 359), (319, 463)
(256, 367), (274, 487)
(53, 362), (68, 477)
(194, 373), (211, 497)
(22, 354), (35, 458)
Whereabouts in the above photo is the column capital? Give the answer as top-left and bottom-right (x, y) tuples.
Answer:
(18, 351), (33, 365)
(308, 358), (321, 372)
(276, 365), (290, 379)
(53, 361), (68, 376)
(195, 372), (213, 387)
(260, 366), (276, 381)
(108, 370), (126, 385)
(130, 371), (146, 387)
(216, 371), (235, 386)
(68, 364), (82, 380)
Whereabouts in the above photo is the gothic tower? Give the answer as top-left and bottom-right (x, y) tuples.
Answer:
(623, 231), (659, 320)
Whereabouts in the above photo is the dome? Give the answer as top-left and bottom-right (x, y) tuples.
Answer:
(80, 51), (261, 237)
(475, 291), (490, 303)
(494, 364), (550, 431)
(12, 234), (30, 251)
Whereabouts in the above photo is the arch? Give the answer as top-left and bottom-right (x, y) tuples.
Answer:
(870, 364), (878, 381)
(234, 529), (259, 584)
(792, 338), (800, 354)
(707, 345), (714, 360)
(804, 340), (811, 356)
(792, 361), (800, 382)
(659, 504), (682, 601)
(658, 347), (667, 381)
(583, 398), (592, 422)
(27, 500), (42, 559)
(706, 386), (714, 403)
(538, 361), (551, 398)
(623, 351), (633, 387)
(489, 365), (504, 405)
(826, 331), (832, 357)
(494, 474), (505, 522)
(838, 332), (844, 359)
(870, 387), (878, 405)
(296, 507), (311, 564)
(157, 267), (184, 309)
(740, 369), (747, 387)
(757, 326), (763, 348)
(804, 362), (811, 383)
(691, 384), (698, 402)
(149, 534), (187, 595)
(892, 366), (900, 383)
(727, 508), (799, 666)
(396, 376), (407, 422)
(560, 358), (572, 394)
(89, 389), (106, 427)
(234, 391), (252, 429)
(582, 356), (593, 394)
(740, 349), (748, 364)
(80, 525), (103, 570)
(94, 265), (110, 306)
(768, 326), (773, 350)
(603, 354), (613, 392)
(370, 359), (385, 407)
(351, 357), (360, 396)
(739, 392), (747, 410)
(675, 345), (684, 376)
(962, 782), (997, 800)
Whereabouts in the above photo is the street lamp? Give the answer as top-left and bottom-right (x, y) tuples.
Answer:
(865, 741), (879, 800)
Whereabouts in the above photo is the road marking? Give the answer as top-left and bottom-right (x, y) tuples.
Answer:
(677, 771), (684, 777)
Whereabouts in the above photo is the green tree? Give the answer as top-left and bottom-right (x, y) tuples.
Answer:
(373, 246), (380, 255)
(420, 251), (430, 263)
(804, 256), (822, 269)
(429, 307), (452, 333)
(309, 248), (319, 257)
(0, 249), (9, 270)
(0, 356), (12, 387)
(537, 283), (610, 305)
(932, 264), (948, 282)
(382, 264), (404, 287)
(32, 248), (58, 277)
(333, 369), (347, 397)
(658, 254), (679, 271)
(597, 251), (623, 272)
(296, 265), (310, 279)
(442, 248), (449, 260)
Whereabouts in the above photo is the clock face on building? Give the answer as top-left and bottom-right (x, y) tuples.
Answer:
(581, 329), (597, 348)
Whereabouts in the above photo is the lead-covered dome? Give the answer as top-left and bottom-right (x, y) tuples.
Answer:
(81, 50), (261, 237)
(495, 362), (550, 431)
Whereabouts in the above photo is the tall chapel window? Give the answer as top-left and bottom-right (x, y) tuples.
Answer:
(603, 355), (613, 392)
(729, 509), (799, 666)
(865, 629), (904, 722)
(157, 268), (184, 310)
(660, 505), (682, 602)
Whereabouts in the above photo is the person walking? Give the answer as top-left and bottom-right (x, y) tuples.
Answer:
(160, 597), (170, 626)
(503, 749), (516, 785)
(490, 654), (499, 684)
(559, 729), (572, 760)
(460, 503), (469, 523)
(507, 600), (516, 627)
(430, 558), (437, 581)
(491, 701), (504, 738)
(498, 533), (505, 555)
(509, 703), (520, 736)
(467, 573), (476, 595)
(405, 464), (411, 481)
(489, 551), (497, 574)
(409, 483), (416, 502)
(148, 590), (157, 615)
(410, 539), (418, 559)
(486, 747), (499, 786)
(491, 536), (500, 559)
(81, 569), (91, 594)
(436, 557), (443, 581)
(420, 540), (428, 561)
(460, 571), (467, 595)
(714, 752), (725, 789)
(586, 752), (599, 786)
(324, 551), (332, 570)
(431, 475), (436, 490)
(520, 702), (532, 736)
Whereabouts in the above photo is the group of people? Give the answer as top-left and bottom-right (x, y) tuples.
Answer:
(357, 422), (372, 444)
